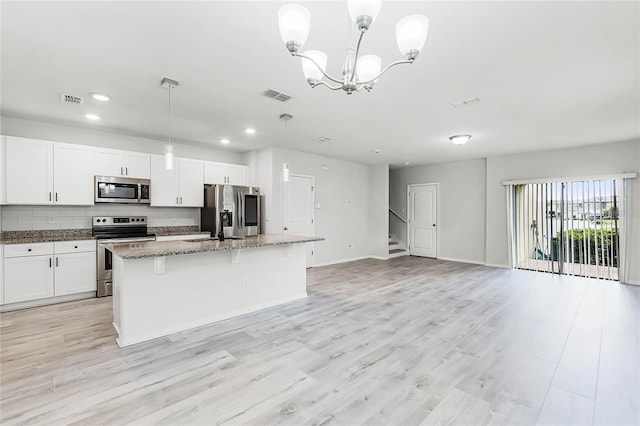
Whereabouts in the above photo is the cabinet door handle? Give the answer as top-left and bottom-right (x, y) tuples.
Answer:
(28, 248), (32, 252)
(125, 167), (128, 176)
(49, 192), (52, 202)
(74, 245), (78, 249)
(55, 193), (58, 202)
(56, 257), (59, 267)
(176, 196), (179, 205)
(180, 196), (183, 205)
(121, 166), (124, 175)
(49, 257), (52, 268)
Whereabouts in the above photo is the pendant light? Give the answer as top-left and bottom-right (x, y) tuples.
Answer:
(161, 77), (179, 170)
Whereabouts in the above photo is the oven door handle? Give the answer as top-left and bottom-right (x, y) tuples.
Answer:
(98, 237), (156, 244)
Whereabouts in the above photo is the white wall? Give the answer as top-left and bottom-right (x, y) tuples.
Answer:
(486, 140), (640, 284)
(389, 159), (487, 264)
(0, 115), (246, 165)
(1, 204), (199, 231)
(250, 147), (383, 266)
(368, 164), (389, 259)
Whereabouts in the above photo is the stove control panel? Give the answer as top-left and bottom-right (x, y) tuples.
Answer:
(92, 216), (147, 227)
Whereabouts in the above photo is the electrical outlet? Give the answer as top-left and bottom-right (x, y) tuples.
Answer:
(48, 216), (55, 224)
(172, 215), (178, 222)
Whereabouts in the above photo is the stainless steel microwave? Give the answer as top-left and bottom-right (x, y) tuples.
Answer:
(94, 176), (151, 204)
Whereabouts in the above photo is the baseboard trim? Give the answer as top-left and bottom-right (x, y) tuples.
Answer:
(313, 256), (370, 267)
(438, 256), (485, 265)
(369, 255), (389, 261)
(484, 263), (512, 269)
(623, 279), (640, 286)
(0, 291), (96, 312)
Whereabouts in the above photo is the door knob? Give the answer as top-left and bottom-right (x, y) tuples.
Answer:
(432, 224), (436, 227)
(284, 227), (288, 231)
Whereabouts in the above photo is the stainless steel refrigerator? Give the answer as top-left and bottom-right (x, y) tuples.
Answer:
(201, 184), (261, 238)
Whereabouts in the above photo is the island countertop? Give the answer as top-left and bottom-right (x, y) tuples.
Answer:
(104, 234), (324, 259)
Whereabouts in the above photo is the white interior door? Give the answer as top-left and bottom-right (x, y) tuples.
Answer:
(408, 184), (438, 258)
(283, 174), (315, 267)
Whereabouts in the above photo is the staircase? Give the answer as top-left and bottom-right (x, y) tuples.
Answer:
(388, 234), (408, 258)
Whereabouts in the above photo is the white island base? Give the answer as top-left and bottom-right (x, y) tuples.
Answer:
(112, 243), (307, 347)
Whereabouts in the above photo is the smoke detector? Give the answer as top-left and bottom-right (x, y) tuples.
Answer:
(60, 93), (84, 105)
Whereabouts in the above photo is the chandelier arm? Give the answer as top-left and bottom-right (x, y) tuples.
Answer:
(311, 80), (343, 90)
(292, 52), (343, 84)
(357, 59), (415, 85)
(350, 31), (366, 83)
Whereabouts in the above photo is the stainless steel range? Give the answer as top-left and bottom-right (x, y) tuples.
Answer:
(93, 216), (155, 297)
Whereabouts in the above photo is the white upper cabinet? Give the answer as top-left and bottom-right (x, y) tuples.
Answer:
(0, 137), (6, 204)
(204, 161), (248, 186)
(178, 158), (204, 207)
(150, 155), (203, 207)
(94, 148), (150, 179)
(6, 136), (54, 205)
(6, 137), (93, 205)
(53, 143), (94, 205)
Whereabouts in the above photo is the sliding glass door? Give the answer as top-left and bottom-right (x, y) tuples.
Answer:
(512, 179), (619, 280)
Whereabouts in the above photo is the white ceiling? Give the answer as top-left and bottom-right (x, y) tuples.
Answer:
(1, 1), (638, 167)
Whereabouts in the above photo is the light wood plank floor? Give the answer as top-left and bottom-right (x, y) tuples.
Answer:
(1, 257), (639, 425)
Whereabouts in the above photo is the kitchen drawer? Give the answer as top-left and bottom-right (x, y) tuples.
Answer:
(54, 240), (96, 254)
(4, 242), (54, 258)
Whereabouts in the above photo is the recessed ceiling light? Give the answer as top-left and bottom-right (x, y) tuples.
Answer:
(374, 149), (381, 154)
(220, 139), (230, 144)
(449, 134), (471, 145)
(314, 136), (331, 143)
(245, 128), (256, 134)
(90, 92), (111, 102)
(85, 113), (100, 121)
(404, 161), (410, 165)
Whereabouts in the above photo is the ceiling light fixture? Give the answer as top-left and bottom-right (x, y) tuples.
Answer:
(245, 128), (256, 134)
(220, 139), (230, 144)
(161, 77), (179, 170)
(449, 134), (471, 145)
(277, 1), (429, 94)
(90, 92), (111, 102)
(85, 113), (100, 121)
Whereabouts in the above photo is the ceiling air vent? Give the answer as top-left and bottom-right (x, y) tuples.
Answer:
(450, 97), (481, 108)
(263, 89), (292, 102)
(60, 93), (84, 104)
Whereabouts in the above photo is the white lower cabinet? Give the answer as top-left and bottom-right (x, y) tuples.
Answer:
(54, 251), (97, 296)
(4, 254), (55, 304)
(2, 240), (96, 306)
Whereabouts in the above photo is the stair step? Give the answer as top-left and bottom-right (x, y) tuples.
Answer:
(389, 248), (406, 254)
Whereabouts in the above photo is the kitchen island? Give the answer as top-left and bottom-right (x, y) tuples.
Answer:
(106, 234), (323, 347)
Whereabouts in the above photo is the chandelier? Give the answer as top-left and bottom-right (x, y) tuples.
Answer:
(277, 0), (429, 94)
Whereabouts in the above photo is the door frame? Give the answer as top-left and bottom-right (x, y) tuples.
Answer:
(282, 172), (316, 267)
(407, 183), (439, 258)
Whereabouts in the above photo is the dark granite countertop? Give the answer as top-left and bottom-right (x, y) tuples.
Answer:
(105, 234), (324, 259)
(0, 229), (94, 245)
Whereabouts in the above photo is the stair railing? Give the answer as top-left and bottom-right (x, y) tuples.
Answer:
(389, 207), (407, 223)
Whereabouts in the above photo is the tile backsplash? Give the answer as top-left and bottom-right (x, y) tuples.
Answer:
(1, 205), (200, 231)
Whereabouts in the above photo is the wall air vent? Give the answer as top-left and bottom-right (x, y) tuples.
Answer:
(263, 89), (292, 102)
(60, 93), (84, 104)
